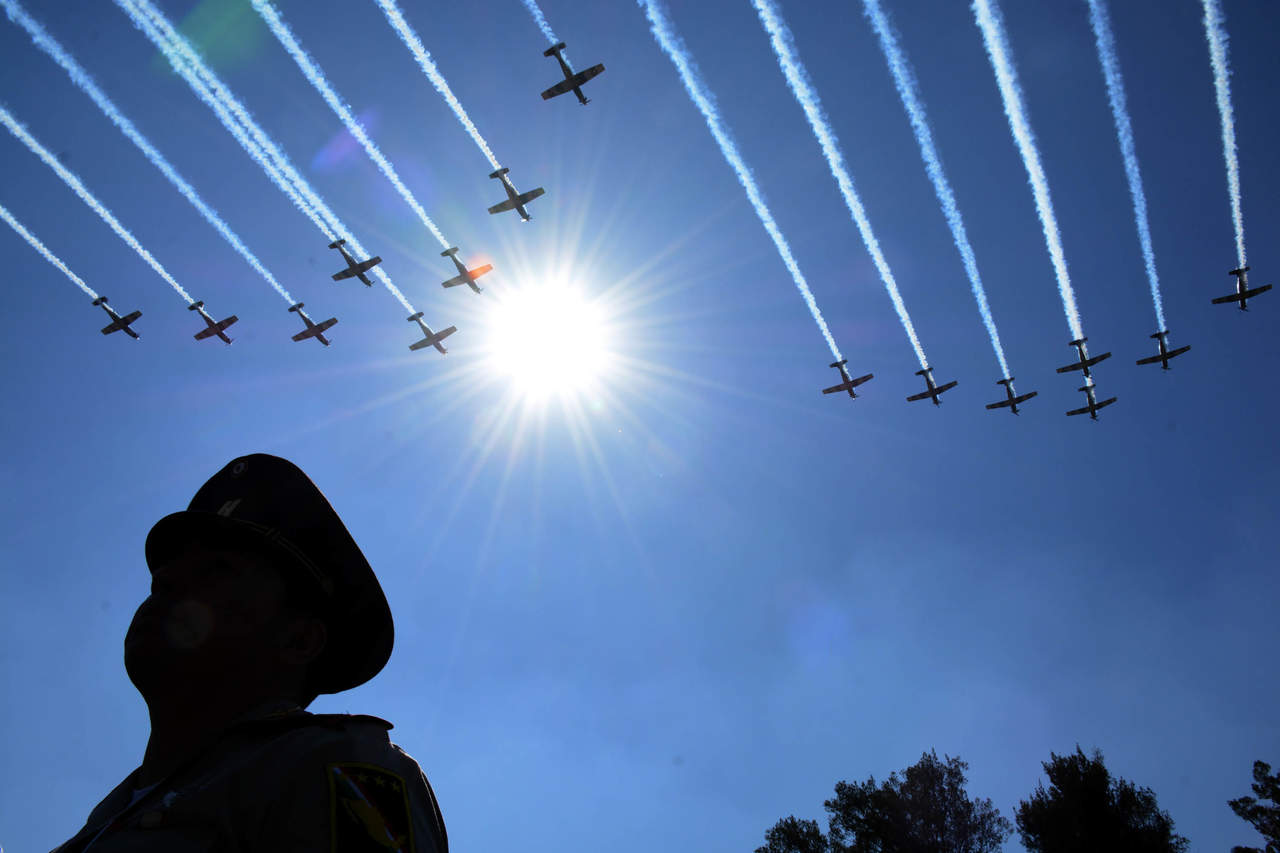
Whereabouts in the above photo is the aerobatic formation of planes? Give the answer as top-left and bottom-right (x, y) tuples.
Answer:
(13, 13), (1268, 421)
(821, 261), (1270, 420)
(55, 38), (605, 353)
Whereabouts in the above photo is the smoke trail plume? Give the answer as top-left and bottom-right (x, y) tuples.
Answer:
(860, 0), (1009, 377)
(3, 0), (295, 304)
(637, 0), (842, 361)
(1, 104), (193, 302)
(972, 0), (1084, 342)
(116, 0), (418, 315)
(521, 0), (566, 58)
(0, 200), (98, 299)
(1201, 0), (1245, 268)
(1086, 0), (1164, 331)
(249, 0), (450, 249)
(374, 0), (501, 171)
(753, 0), (926, 369)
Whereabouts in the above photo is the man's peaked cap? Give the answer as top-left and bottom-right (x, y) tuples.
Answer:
(144, 453), (393, 694)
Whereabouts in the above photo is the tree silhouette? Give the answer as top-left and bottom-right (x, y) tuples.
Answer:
(755, 816), (829, 853)
(1228, 760), (1280, 853)
(1014, 746), (1188, 853)
(823, 751), (1010, 853)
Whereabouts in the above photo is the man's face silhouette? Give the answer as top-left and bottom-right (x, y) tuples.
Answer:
(125, 537), (290, 696)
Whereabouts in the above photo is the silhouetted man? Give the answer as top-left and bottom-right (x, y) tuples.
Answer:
(54, 453), (447, 852)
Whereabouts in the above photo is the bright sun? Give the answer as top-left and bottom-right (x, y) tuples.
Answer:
(483, 280), (614, 400)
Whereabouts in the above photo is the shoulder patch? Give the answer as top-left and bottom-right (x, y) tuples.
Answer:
(328, 762), (414, 852)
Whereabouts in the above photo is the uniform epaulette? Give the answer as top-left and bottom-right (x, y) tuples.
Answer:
(236, 711), (394, 734)
(308, 713), (394, 731)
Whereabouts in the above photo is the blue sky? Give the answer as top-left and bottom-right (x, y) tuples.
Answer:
(1, 0), (1276, 850)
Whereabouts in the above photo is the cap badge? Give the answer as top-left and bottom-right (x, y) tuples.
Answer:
(216, 498), (243, 518)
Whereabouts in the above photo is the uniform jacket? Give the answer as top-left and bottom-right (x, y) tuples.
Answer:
(52, 704), (447, 853)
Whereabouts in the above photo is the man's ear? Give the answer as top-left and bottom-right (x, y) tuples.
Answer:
(278, 615), (327, 666)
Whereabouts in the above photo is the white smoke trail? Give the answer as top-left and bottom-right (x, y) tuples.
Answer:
(1201, 0), (1245, 268)
(521, 0), (567, 61)
(3, 0), (295, 305)
(753, 0), (926, 369)
(1086, 0), (1164, 331)
(116, 0), (418, 315)
(0, 200), (98, 299)
(972, 0), (1084, 342)
(249, 0), (450, 249)
(0, 104), (193, 303)
(638, 0), (842, 361)
(861, 0), (1009, 377)
(374, 0), (501, 171)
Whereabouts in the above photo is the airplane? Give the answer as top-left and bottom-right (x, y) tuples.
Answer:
(1135, 329), (1191, 370)
(1055, 337), (1111, 379)
(189, 300), (237, 345)
(92, 296), (141, 339)
(487, 167), (545, 222)
(540, 41), (605, 106)
(1066, 381), (1117, 420)
(440, 247), (493, 294)
(906, 366), (958, 406)
(288, 302), (337, 346)
(407, 312), (457, 354)
(821, 359), (873, 398)
(329, 239), (381, 287)
(1211, 266), (1271, 310)
(985, 376), (1038, 415)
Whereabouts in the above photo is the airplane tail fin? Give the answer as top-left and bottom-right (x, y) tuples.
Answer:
(914, 367), (931, 377)
(441, 247), (459, 257)
(996, 376), (1013, 387)
(489, 167), (510, 179)
(92, 296), (107, 306)
(327, 239), (346, 249)
(289, 302), (303, 313)
(543, 41), (567, 57)
(1150, 330), (1168, 340)
(829, 359), (847, 369)
(1068, 337), (1087, 347)
(188, 301), (204, 311)
(1229, 266), (1250, 275)
(408, 312), (424, 322)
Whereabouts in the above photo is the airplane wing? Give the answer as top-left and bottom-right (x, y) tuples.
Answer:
(488, 198), (517, 214)
(1055, 363), (1082, 373)
(905, 390), (933, 402)
(822, 384), (848, 395)
(292, 318), (337, 341)
(1244, 284), (1273, 298)
(408, 338), (431, 351)
(517, 187), (546, 204)
(541, 78), (576, 100)
(1212, 292), (1246, 304)
(435, 325), (457, 342)
(1065, 404), (1092, 417)
(1135, 353), (1164, 365)
(332, 268), (356, 281)
(985, 399), (1013, 410)
(1095, 396), (1117, 411)
(577, 64), (605, 84)
(935, 381), (958, 395)
(442, 264), (492, 288)
(194, 326), (217, 340)
(1167, 345), (1191, 359)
